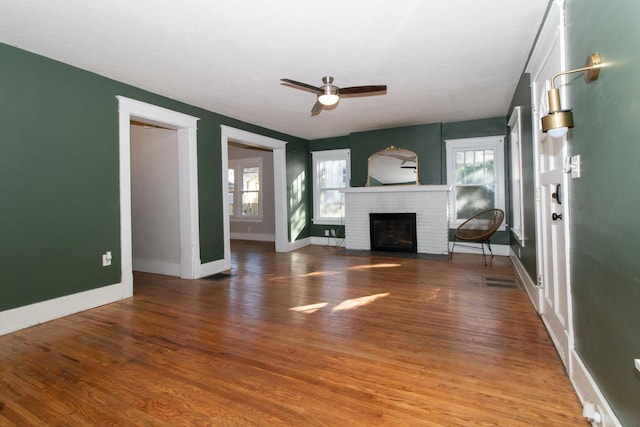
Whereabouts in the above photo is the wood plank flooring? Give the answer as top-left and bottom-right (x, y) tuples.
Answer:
(0, 241), (586, 426)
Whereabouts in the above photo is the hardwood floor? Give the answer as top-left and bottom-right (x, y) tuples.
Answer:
(0, 241), (586, 426)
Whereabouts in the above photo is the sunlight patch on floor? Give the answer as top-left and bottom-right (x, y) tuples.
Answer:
(289, 292), (391, 314)
(332, 292), (390, 312)
(348, 263), (402, 270)
(299, 270), (341, 278)
(289, 302), (329, 314)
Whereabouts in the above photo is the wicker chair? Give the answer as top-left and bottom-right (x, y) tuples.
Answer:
(450, 209), (504, 266)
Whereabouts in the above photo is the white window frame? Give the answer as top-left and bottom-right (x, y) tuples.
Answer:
(228, 157), (263, 222)
(312, 149), (351, 225)
(445, 136), (506, 230)
(509, 107), (526, 246)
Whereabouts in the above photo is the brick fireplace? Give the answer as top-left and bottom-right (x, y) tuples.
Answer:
(341, 186), (450, 255)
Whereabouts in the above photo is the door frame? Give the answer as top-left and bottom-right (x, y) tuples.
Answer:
(525, 1), (574, 370)
(220, 126), (289, 269)
(117, 96), (200, 296)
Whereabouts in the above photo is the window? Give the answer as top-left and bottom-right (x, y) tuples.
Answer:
(446, 136), (505, 229)
(509, 107), (526, 246)
(312, 149), (350, 225)
(228, 157), (262, 219)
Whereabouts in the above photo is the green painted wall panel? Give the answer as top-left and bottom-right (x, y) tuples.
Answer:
(286, 140), (311, 241)
(0, 42), (307, 312)
(566, 0), (640, 424)
(349, 123), (443, 187)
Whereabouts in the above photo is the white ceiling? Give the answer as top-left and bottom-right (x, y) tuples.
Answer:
(0, 0), (548, 140)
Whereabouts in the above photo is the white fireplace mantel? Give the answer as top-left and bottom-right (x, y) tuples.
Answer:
(341, 185), (451, 194)
(341, 185), (451, 255)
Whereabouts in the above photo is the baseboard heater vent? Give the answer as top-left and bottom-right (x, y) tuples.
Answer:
(202, 272), (234, 281)
(484, 277), (519, 289)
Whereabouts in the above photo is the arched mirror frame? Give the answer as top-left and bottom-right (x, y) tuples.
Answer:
(366, 146), (420, 186)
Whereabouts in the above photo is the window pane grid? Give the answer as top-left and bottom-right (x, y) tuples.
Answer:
(229, 160), (261, 218)
(455, 149), (495, 186)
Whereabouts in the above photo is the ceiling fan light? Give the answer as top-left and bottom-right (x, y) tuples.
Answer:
(318, 93), (339, 106)
(318, 85), (339, 106)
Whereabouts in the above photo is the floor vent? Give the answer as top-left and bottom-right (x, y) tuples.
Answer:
(202, 272), (234, 281)
(484, 277), (519, 289)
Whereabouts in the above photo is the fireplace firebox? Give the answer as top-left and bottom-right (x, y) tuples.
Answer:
(369, 213), (417, 253)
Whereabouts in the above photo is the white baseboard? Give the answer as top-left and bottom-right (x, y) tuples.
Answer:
(509, 249), (541, 313)
(310, 236), (345, 247)
(0, 283), (127, 336)
(230, 232), (276, 242)
(197, 257), (232, 278)
(571, 349), (622, 427)
(449, 242), (510, 256)
(508, 250), (621, 426)
(286, 237), (312, 251)
(133, 258), (181, 277)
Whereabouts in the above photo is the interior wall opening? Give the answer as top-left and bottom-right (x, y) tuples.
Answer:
(130, 120), (182, 276)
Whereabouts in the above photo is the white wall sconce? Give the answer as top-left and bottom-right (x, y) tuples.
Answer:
(541, 53), (602, 138)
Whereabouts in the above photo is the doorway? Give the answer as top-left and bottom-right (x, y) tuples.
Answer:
(219, 126), (289, 272)
(117, 96), (200, 297)
(130, 122), (181, 276)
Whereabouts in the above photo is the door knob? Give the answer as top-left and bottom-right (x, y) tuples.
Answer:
(551, 184), (562, 204)
(552, 212), (563, 221)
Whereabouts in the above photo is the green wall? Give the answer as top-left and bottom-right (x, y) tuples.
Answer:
(309, 119), (510, 245)
(566, 0), (640, 424)
(349, 123), (443, 187)
(0, 42), (307, 312)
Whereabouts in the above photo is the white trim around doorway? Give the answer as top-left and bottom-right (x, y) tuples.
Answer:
(117, 96), (201, 291)
(220, 126), (291, 269)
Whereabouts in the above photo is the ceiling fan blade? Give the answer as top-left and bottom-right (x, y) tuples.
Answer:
(311, 101), (323, 116)
(281, 78), (320, 93)
(339, 85), (387, 95)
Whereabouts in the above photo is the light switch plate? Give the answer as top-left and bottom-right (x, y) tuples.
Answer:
(570, 155), (581, 179)
(635, 359), (640, 373)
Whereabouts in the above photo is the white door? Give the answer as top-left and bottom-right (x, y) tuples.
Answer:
(528, 2), (573, 370)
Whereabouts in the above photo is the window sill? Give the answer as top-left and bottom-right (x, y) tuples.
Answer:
(312, 218), (344, 226)
(510, 228), (526, 247)
(231, 217), (263, 223)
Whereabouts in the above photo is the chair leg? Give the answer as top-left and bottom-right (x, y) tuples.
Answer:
(480, 242), (487, 266)
(487, 239), (494, 259)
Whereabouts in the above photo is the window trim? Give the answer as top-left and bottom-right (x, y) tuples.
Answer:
(508, 107), (526, 246)
(445, 135), (506, 230)
(228, 157), (263, 221)
(311, 149), (351, 225)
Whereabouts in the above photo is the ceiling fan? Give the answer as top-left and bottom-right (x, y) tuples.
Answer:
(280, 76), (387, 116)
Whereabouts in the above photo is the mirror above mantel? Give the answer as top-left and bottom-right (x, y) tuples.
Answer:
(366, 146), (419, 186)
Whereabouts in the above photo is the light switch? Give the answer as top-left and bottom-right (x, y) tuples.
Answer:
(570, 155), (581, 179)
(635, 359), (640, 373)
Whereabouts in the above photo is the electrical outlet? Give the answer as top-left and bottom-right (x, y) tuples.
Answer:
(102, 251), (112, 267)
(324, 230), (330, 236)
(330, 229), (336, 237)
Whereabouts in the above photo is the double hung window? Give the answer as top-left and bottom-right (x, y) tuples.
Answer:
(312, 149), (350, 225)
(228, 157), (262, 219)
(446, 136), (505, 229)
